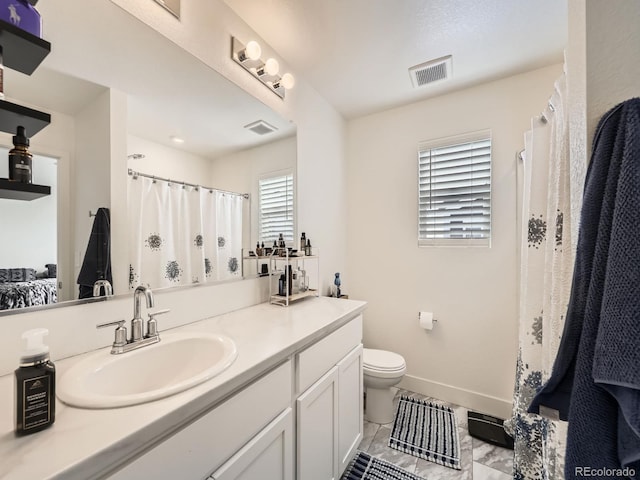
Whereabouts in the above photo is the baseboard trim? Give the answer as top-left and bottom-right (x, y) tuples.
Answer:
(398, 374), (513, 419)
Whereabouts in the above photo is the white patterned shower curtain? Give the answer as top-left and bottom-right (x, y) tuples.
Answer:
(506, 73), (576, 479)
(128, 175), (243, 290)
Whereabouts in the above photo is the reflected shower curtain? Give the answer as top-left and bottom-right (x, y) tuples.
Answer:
(506, 74), (575, 480)
(128, 176), (243, 290)
(215, 192), (244, 280)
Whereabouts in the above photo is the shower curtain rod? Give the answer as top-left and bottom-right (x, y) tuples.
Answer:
(127, 168), (250, 199)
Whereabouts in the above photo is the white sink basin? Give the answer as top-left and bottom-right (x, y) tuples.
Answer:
(57, 332), (237, 409)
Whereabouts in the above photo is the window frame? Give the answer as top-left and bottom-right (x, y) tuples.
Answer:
(417, 130), (492, 247)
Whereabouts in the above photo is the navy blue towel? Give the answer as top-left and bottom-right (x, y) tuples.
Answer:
(529, 98), (640, 479)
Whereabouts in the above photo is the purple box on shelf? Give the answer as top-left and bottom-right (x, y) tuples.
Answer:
(0, 1), (41, 38)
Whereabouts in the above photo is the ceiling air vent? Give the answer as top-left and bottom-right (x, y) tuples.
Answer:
(244, 120), (278, 135)
(409, 55), (452, 88)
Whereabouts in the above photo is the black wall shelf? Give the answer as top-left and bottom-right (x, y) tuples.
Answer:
(0, 19), (50, 75)
(0, 99), (50, 136)
(0, 178), (50, 200)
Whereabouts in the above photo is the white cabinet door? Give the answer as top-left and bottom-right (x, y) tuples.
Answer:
(297, 366), (339, 480)
(210, 408), (293, 480)
(337, 344), (363, 475)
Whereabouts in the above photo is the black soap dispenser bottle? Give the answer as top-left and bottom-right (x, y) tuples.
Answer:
(15, 328), (56, 436)
(9, 126), (33, 184)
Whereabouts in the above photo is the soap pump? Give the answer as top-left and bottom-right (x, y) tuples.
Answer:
(15, 328), (56, 436)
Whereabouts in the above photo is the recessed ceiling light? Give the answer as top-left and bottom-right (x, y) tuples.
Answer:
(170, 136), (185, 144)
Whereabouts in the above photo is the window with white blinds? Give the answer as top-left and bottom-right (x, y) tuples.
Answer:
(259, 172), (294, 244)
(418, 132), (491, 246)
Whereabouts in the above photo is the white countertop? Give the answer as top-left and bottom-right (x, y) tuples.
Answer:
(0, 297), (366, 480)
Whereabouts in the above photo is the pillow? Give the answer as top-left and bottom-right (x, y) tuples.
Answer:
(10, 268), (37, 282)
(0, 269), (9, 283)
(45, 264), (57, 278)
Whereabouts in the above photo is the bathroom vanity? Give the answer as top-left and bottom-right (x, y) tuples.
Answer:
(0, 297), (365, 480)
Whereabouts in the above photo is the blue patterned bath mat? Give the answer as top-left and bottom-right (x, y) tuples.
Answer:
(388, 396), (461, 470)
(341, 451), (424, 480)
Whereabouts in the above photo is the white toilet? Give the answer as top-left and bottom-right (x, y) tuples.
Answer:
(363, 348), (406, 424)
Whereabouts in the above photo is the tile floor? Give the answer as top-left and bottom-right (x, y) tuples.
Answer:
(358, 388), (513, 480)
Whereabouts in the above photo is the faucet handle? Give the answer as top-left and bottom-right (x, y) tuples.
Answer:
(146, 309), (170, 338)
(148, 309), (171, 318)
(97, 320), (127, 347)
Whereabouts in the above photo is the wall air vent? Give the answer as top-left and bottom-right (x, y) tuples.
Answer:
(244, 120), (278, 135)
(409, 55), (452, 88)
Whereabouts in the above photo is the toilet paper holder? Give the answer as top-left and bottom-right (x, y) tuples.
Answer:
(419, 311), (437, 330)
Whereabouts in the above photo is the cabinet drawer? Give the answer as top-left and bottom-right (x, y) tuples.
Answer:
(109, 360), (292, 480)
(296, 314), (362, 393)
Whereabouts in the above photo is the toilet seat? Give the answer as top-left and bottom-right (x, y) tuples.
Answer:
(363, 349), (406, 378)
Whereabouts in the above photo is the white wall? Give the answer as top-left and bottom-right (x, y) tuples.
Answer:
(346, 64), (563, 417)
(295, 85), (348, 296)
(0, 153), (57, 270)
(584, 0), (640, 142)
(74, 90), (114, 292)
(127, 134), (212, 185)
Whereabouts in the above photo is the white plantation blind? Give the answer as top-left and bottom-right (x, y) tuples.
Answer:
(259, 173), (294, 243)
(418, 132), (491, 246)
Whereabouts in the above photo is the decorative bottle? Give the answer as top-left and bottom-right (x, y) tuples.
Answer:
(9, 126), (32, 183)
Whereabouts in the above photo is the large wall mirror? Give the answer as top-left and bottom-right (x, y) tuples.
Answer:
(0, 0), (296, 314)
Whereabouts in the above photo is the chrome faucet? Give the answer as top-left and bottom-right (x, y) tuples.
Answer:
(132, 285), (154, 342)
(92, 279), (113, 297)
(97, 285), (170, 354)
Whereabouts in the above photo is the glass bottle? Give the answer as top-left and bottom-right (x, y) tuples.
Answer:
(9, 126), (32, 183)
(300, 232), (306, 255)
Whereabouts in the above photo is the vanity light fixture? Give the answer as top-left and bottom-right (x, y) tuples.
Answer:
(231, 37), (295, 99)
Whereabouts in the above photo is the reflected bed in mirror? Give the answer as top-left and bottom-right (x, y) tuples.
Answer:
(0, 0), (296, 314)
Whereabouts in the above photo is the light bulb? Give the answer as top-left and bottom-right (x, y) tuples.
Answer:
(280, 73), (295, 90)
(244, 40), (261, 61)
(264, 58), (279, 76)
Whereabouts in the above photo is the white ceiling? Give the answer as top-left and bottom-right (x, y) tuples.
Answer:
(224, 0), (568, 118)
